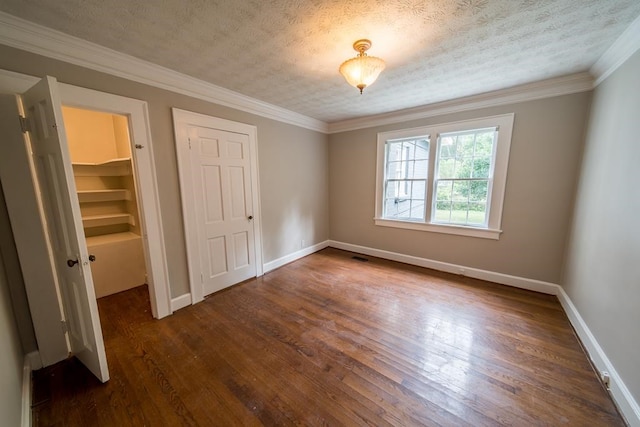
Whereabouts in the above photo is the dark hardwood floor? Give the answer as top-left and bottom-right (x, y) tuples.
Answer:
(32, 248), (625, 426)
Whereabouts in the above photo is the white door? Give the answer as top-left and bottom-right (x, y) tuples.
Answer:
(189, 126), (257, 296)
(22, 76), (109, 382)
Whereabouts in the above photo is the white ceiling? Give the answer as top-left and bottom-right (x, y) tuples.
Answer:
(1, 0), (639, 123)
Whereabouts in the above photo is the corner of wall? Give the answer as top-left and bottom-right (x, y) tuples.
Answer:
(556, 288), (640, 426)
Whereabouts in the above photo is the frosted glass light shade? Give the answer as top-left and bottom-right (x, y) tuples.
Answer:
(339, 39), (385, 94)
(339, 55), (386, 94)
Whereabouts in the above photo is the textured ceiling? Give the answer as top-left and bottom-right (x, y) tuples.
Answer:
(1, 0), (639, 123)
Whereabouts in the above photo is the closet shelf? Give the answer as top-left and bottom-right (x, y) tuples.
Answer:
(72, 158), (132, 177)
(78, 189), (131, 203)
(86, 231), (141, 247)
(82, 213), (135, 228)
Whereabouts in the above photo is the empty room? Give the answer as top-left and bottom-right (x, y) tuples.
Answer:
(0, 1), (639, 426)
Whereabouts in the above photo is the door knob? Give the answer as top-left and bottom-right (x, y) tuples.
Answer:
(89, 254), (96, 262)
(248, 215), (253, 220)
(67, 259), (79, 267)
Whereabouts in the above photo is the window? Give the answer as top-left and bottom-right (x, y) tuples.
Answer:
(375, 114), (514, 239)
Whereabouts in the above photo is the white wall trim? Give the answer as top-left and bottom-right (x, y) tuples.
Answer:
(328, 240), (560, 295)
(0, 69), (37, 94)
(556, 288), (640, 426)
(0, 12), (327, 134)
(21, 351), (39, 427)
(171, 293), (192, 312)
(328, 72), (594, 134)
(263, 240), (330, 273)
(591, 14), (640, 86)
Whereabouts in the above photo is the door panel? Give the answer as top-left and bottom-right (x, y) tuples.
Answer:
(22, 76), (109, 382)
(190, 126), (256, 296)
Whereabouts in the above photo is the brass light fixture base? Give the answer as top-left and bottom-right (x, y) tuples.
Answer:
(352, 39), (372, 55)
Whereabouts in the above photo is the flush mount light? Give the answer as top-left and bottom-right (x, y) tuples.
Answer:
(339, 39), (386, 94)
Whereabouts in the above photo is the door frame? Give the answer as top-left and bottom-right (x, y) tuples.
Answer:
(172, 108), (263, 305)
(0, 69), (172, 321)
(59, 84), (171, 319)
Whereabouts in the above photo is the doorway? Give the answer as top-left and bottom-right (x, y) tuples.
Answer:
(61, 106), (148, 300)
(0, 71), (172, 379)
(59, 82), (172, 320)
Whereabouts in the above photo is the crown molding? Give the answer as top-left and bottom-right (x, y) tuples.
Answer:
(591, 14), (640, 86)
(0, 12), (328, 133)
(328, 72), (594, 133)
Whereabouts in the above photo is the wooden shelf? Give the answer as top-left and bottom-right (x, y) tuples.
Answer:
(86, 231), (141, 247)
(78, 189), (130, 203)
(72, 158), (131, 177)
(82, 213), (135, 228)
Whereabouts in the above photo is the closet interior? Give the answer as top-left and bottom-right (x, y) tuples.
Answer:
(62, 106), (147, 298)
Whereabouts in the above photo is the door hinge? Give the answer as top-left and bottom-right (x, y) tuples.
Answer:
(61, 320), (68, 334)
(188, 138), (192, 149)
(135, 144), (144, 149)
(19, 115), (29, 133)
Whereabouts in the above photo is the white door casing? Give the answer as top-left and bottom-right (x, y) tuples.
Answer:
(21, 76), (109, 382)
(59, 83), (171, 319)
(173, 108), (263, 303)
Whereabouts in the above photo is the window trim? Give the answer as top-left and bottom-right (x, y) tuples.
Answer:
(374, 113), (514, 240)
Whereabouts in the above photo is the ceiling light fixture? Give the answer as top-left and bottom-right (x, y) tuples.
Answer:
(339, 39), (385, 94)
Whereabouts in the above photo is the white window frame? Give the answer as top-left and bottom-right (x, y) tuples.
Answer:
(374, 113), (514, 240)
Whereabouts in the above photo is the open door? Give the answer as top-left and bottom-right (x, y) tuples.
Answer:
(21, 76), (109, 382)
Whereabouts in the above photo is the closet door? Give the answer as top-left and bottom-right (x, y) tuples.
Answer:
(22, 76), (109, 383)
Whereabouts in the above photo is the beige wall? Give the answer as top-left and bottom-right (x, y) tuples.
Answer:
(329, 92), (591, 283)
(563, 50), (640, 402)
(0, 180), (37, 354)
(0, 208), (26, 427)
(62, 106), (120, 163)
(0, 44), (330, 299)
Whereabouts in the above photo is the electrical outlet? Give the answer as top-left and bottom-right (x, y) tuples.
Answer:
(301, 239), (306, 249)
(600, 371), (611, 389)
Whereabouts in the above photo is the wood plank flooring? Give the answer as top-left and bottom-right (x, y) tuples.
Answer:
(32, 248), (625, 426)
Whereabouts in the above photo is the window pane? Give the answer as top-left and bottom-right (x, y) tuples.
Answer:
(454, 157), (474, 179)
(384, 199), (398, 217)
(456, 134), (475, 158)
(414, 159), (428, 179)
(409, 199), (425, 220)
(438, 158), (455, 179)
(469, 180), (488, 202)
(383, 138), (429, 221)
(433, 128), (496, 226)
(472, 156), (491, 178)
(452, 181), (469, 202)
(387, 142), (403, 162)
(435, 180), (452, 201)
(386, 180), (399, 198)
(468, 202), (487, 225)
(432, 187), (489, 226)
(434, 200), (451, 222)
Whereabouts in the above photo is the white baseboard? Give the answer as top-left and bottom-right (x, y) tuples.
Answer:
(557, 288), (640, 426)
(170, 293), (192, 312)
(327, 240), (560, 295)
(22, 351), (39, 427)
(263, 240), (330, 273)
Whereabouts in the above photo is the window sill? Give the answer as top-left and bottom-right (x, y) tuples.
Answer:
(374, 218), (502, 240)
